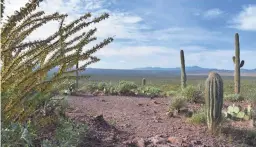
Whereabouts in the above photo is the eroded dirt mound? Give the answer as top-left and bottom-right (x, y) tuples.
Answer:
(66, 95), (253, 147)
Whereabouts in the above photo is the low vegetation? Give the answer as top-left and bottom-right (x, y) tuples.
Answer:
(187, 108), (207, 124)
(81, 81), (163, 97)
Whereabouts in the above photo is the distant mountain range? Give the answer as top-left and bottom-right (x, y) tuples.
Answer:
(133, 66), (256, 72)
(48, 66), (256, 77)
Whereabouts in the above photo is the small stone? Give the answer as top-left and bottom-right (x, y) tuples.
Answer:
(181, 142), (192, 147)
(93, 114), (104, 121)
(167, 136), (183, 145)
(137, 138), (145, 147)
(157, 144), (170, 147)
(179, 107), (189, 114)
(249, 119), (255, 128)
(166, 111), (174, 118)
(150, 135), (166, 145)
(191, 140), (202, 145)
(185, 111), (193, 117)
(152, 100), (160, 104)
(173, 110), (179, 116)
(123, 140), (136, 146)
(153, 116), (161, 123)
(137, 103), (143, 106)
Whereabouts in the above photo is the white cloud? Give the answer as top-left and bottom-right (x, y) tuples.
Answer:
(91, 44), (256, 70)
(194, 8), (223, 19)
(203, 8), (223, 18)
(230, 5), (256, 31)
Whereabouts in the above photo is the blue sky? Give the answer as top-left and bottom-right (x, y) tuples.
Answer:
(5, 0), (256, 69)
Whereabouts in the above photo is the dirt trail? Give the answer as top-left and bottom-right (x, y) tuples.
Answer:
(66, 95), (247, 147)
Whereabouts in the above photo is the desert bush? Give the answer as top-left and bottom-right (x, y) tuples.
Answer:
(84, 83), (99, 93)
(165, 90), (179, 97)
(41, 118), (87, 147)
(1, 122), (37, 147)
(138, 86), (162, 97)
(117, 81), (138, 95)
(224, 94), (244, 102)
(187, 108), (206, 124)
(169, 96), (186, 111)
(180, 85), (204, 103)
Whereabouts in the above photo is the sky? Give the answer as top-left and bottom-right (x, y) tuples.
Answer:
(3, 0), (256, 70)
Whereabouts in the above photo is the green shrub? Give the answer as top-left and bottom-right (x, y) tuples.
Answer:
(41, 118), (88, 147)
(1, 122), (37, 147)
(224, 94), (244, 101)
(188, 108), (206, 124)
(85, 83), (100, 93)
(169, 96), (186, 111)
(97, 82), (108, 91)
(181, 85), (204, 103)
(138, 86), (162, 97)
(117, 81), (138, 95)
(165, 90), (178, 97)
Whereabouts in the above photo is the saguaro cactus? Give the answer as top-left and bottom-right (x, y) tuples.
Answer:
(233, 33), (245, 94)
(205, 72), (223, 133)
(180, 50), (187, 89)
(142, 78), (146, 86)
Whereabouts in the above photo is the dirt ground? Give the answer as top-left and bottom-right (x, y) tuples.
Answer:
(66, 94), (255, 147)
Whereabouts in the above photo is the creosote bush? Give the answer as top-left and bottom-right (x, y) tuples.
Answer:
(82, 81), (163, 97)
(180, 85), (204, 103)
(169, 96), (186, 111)
(188, 111), (206, 124)
(224, 94), (244, 102)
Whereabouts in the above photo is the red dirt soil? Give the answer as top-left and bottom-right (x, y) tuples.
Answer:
(66, 95), (255, 147)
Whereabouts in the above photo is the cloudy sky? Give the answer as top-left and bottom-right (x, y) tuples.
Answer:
(3, 0), (256, 70)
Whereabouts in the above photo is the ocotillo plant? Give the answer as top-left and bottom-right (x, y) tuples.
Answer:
(205, 72), (223, 134)
(142, 78), (146, 86)
(233, 33), (245, 94)
(180, 50), (187, 89)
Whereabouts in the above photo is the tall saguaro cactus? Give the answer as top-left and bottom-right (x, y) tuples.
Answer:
(233, 33), (245, 94)
(142, 78), (146, 86)
(205, 72), (223, 133)
(180, 50), (187, 89)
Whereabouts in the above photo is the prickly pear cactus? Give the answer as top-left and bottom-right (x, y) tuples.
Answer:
(205, 72), (223, 133)
(142, 78), (146, 86)
(226, 104), (253, 121)
(180, 50), (187, 89)
(233, 33), (245, 94)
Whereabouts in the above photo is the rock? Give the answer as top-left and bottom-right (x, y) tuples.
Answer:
(93, 114), (104, 122)
(249, 119), (255, 128)
(181, 142), (192, 147)
(137, 103), (143, 106)
(185, 111), (193, 117)
(123, 140), (136, 146)
(173, 110), (179, 116)
(137, 138), (145, 147)
(157, 144), (171, 147)
(152, 100), (160, 104)
(167, 136), (183, 146)
(166, 111), (174, 118)
(101, 99), (106, 102)
(153, 116), (161, 123)
(179, 107), (189, 114)
(150, 135), (166, 146)
(191, 140), (202, 145)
